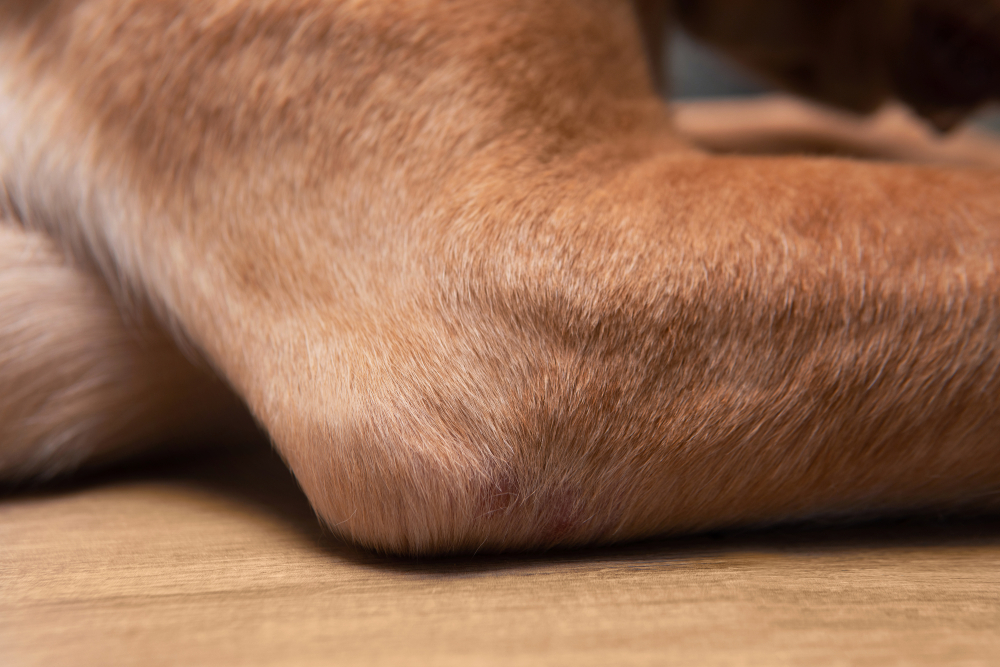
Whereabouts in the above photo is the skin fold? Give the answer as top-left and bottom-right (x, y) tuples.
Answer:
(0, 0), (999, 555)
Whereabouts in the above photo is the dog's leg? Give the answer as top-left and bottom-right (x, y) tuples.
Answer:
(674, 0), (1000, 129)
(0, 217), (254, 481)
(1, 1), (999, 554)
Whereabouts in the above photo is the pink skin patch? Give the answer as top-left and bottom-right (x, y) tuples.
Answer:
(540, 485), (581, 543)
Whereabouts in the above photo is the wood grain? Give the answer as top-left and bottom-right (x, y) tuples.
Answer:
(2, 446), (999, 666)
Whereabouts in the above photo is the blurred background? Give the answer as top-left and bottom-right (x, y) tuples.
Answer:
(669, 29), (1000, 133)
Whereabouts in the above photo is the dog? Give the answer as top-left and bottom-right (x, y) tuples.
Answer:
(1, 0), (999, 555)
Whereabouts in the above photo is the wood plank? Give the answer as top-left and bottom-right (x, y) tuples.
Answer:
(2, 447), (998, 666)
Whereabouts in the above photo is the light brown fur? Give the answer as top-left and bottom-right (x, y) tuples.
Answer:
(0, 219), (254, 478)
(1, 0), (999, 554)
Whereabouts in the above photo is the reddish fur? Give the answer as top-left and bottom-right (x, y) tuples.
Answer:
(0, 0), (999, 554)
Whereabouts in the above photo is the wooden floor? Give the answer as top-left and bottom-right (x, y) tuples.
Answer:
(2, 445), (998, 666)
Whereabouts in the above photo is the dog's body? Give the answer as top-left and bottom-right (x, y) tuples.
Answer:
(1, 0), (999, 554)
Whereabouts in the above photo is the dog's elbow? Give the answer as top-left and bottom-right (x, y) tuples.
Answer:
(275, 398), (632, 556)
(264, 325), (652, 555)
